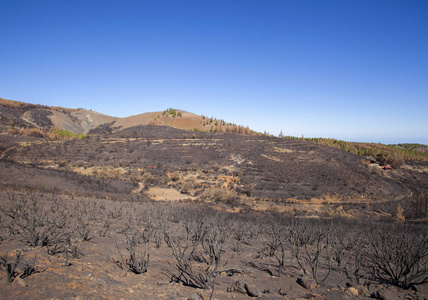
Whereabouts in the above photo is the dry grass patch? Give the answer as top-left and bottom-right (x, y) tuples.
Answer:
(274, 146), (295, 153)
(200, 188), (239, 206)
(261, 154), (281, 162)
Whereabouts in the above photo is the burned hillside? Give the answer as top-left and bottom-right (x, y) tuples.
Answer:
(1, 124), (422, 217)
(1, 118), (428, 300)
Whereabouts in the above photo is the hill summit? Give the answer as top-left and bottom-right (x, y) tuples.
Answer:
(0, 97), (253, 135)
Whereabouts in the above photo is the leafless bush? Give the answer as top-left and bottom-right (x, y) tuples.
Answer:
(151, 219), (166, 248)
(329, 220), (366, 283)
(163, 203), (188, 224)
(201, 217), (229, 299)
(58, 243), (83, 267)
(231, 222), (250, 253)
(85, 200), (105, 222)
(164, 213), (228, 299)
(117, 229), (150, 274)
(47, 232), (72, 255)
(0, 251), (23, 284)
(76, 218), (94, 241)
(305, 223), (335, 284)
(20, 255), (38, 278)
(265, 222), (288, 277)
(99, 218), (111, 237)
(72, 202), (95, 242)
(288, 219), (335, 284)
(108, 202), (123, 219)
(365, 223), (428, 289)
(288, 219), (313, 274)
(0, 193), (66, 247)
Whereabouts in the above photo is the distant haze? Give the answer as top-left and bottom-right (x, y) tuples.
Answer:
(1, 0), (427, 144)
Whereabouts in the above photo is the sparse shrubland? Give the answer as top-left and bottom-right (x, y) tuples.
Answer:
(0, 189), (427, 298)
(1, 105), (428, 298)
(0, 97), (50, 110)
(7, 126), (90, 140)
(414, 192), (428, 218)
(396, 143), (428, 152)
(49, 129), (90, 140)
(162, 108), (182, 118)
(2, 124), (422, 205)
(284, 136), (428, 163)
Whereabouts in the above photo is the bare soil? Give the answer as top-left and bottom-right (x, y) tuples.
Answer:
(1, 191), (427, 300)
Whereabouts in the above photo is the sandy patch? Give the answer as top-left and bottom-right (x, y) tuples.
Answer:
(146, 187), (195, 201)
(229, 154), (252, 165)
(401, 164), (428, 174)
(49, 111), (86, 134)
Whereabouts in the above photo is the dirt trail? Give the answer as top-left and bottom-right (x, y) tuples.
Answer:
(0, 145), (16, 160)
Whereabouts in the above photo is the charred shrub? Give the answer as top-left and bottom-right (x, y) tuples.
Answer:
(365, 223), (428, 289)
(116, 228), (151, 274)
(164, 213), (229, 298)
(0, 192), (69, 247)
(0, 251), (23, 284)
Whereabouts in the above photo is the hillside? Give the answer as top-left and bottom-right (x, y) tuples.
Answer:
(1, 123), (427, 218)
(0, 98), (248, 135)
(1, 98), (428, 299)
(292, 137), (428, 163)
(1, 97), (428, 211)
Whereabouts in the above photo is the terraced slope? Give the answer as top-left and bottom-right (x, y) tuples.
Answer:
(2, 124), (425, 218)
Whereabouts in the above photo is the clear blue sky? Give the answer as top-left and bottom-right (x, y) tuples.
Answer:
(1, 0), (427, 144)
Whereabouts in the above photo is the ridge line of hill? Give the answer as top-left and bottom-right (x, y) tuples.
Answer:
(0, 97), (258, 136)
(1, 97), (427, 163)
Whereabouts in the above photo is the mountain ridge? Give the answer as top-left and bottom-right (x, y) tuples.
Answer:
(0, 97), (250, 135)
